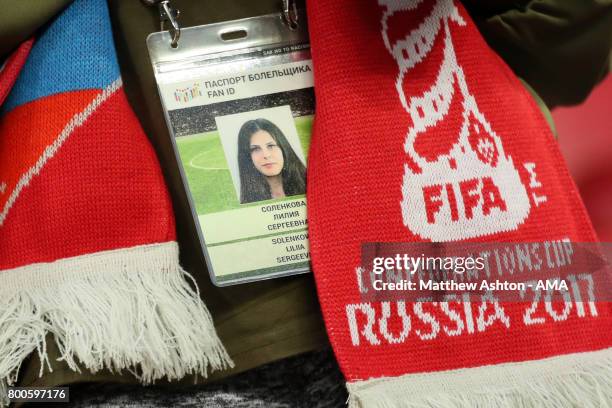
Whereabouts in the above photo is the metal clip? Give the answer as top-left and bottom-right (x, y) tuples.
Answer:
(158, 0), (181, 48)
(281, 0), (298, 30)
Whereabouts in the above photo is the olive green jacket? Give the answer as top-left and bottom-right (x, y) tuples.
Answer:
(1, 0), (610, 393)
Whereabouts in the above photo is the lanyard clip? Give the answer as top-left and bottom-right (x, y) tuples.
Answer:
(281, 0), (298, 30)
(158, 0), (181, 48)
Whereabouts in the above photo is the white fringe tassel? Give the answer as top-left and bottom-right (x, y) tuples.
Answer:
(0, 242), (233, 406)
(348, 347), (612, 408)
(0, 380), (6, 407)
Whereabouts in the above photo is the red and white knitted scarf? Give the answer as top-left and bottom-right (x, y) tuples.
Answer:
(0, 1), (231, 404)
(306, 0), (612, 406)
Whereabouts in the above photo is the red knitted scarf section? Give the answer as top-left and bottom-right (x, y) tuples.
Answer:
(306, 0), (612, 406)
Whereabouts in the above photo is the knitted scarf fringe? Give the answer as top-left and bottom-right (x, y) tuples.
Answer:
(0, 242), (233, 407)
(0, 381), (5, 407)
(347, 347), (612, 408)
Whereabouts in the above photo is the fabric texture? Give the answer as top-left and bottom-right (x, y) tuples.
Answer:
(62, 349), (346, 408)
(10, 0), (330, 392)
(0, 39), (33, 106)
(463, 0), (612, 108)
(306, 0), (611, 406)
(0, 0), (231, 404)
(0, 0), (71, 59)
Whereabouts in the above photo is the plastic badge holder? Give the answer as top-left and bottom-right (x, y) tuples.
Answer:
(147, 12), (314, 286)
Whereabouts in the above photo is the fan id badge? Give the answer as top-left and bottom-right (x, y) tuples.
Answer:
(147, 11), (313, 286)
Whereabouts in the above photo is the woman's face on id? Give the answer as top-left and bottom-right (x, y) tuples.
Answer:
(250, 130), (284, 177)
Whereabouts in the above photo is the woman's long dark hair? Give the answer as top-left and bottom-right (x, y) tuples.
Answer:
(237, 118), (306, 204)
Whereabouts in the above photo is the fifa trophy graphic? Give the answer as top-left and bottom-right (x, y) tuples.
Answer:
(380, 0), (531, 240)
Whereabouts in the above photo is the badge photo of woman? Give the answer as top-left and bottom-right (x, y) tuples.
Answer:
(237, 118), (306, 204)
